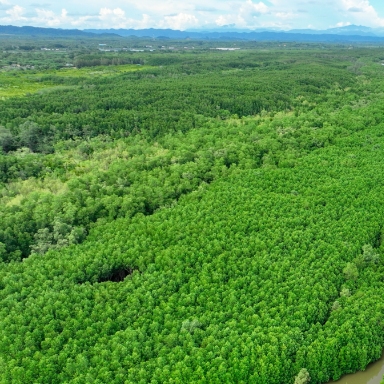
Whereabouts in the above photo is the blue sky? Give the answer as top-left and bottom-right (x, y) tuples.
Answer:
(0, 0), (384, 30)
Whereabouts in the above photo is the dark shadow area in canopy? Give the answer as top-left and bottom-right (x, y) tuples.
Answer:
(78, 267), (137, 284)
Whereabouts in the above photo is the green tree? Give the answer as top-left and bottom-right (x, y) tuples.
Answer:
(343, 262), (359, 281)
(362, 244), (379, 264)
(0, 127), (15, 153)
(18, 121), (43, 153)
(294, 368), (311, 384)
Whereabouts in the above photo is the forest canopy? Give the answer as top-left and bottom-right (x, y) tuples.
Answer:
(1, 39), (384, 383)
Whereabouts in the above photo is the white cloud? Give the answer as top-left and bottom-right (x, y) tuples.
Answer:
(275, 12), (296, 20)
(335, 21), (352, 27)
(0, 5), (154, 29)
(214, 1), (271, 28)
(340, 0), (384, 26)
(241, 0), (269, 16)
(0, 0), (383, 30)
(122, 0), (196, 15)
(99, 7), (126, 27)
(160, 13), (199, 30)
(5, 5), (27, 21)
(33, 8), (69, 26)
(93, 8), (154, 29)
(99, 7), (125, 18)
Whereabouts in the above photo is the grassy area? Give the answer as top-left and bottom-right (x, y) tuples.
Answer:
(0, 64), (151, 98)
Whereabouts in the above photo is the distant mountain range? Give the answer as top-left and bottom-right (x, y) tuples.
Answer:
(85, 24), (384, 41)
(85, 25), (384, 42)
(0, 25), (116, 38)
(2, 24), (384, 42)
(287, 25), (384, 37)
(91, 25), (384, 38)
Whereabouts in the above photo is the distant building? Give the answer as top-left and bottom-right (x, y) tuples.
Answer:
(214, 48), (241, 51)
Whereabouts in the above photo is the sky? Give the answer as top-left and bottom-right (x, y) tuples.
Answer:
(1, 0), (384, 31)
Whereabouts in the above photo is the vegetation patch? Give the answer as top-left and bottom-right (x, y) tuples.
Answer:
(2, 42), (384, 383)
(0, 64), (150, 98)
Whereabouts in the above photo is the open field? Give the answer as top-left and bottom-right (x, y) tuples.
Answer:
(0, 64), (151, 98)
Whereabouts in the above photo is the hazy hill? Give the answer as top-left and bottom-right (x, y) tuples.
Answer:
(1, 24), (384, 42)
(289, 25), (384, 37)
(85, 27), (384, 42)
(0, 25), (119, 38)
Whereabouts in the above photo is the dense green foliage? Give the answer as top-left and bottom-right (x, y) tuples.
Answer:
(0, 48), (371, 261)
(0, 50), (355, 150)
(1, 43), (384, 383)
